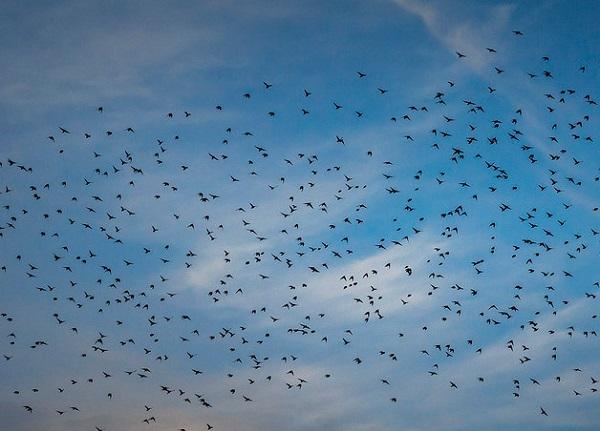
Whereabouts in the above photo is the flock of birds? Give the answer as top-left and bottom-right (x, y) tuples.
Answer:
(1, 29), (599, 431)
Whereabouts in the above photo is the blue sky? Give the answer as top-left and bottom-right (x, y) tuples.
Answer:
(0, 1), (599, 430)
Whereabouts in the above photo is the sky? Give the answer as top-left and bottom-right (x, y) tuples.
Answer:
(0, 1), (599, 430)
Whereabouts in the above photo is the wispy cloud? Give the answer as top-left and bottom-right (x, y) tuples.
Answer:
(395, 0), (515, 71)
